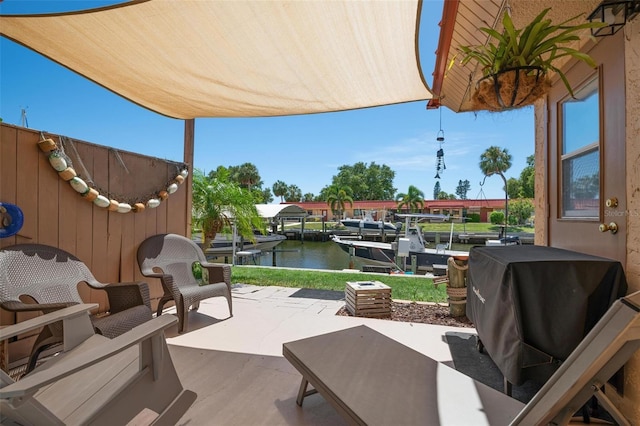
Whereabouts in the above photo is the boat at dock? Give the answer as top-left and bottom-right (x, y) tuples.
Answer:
(331, 213), (468, 273)
(340, 211), (397, 234)
(205, 230), (286, 256)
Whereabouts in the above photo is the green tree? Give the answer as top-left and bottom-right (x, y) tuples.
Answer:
(480, 146), (512, 177)
(489, 210), (505, 225)
(455, 179), (471, 199)
(285, 184), (303, 202)
(519, 155), (535, 198)
(326, 185), (354, 219)
(508, 198), (535, 225)
(256, 188), (273, 204)
(272, 180), (288, 202)
(480, 146), (512, 226)
(229, 162), (261, 191)
(302, 193), (315, 202)
(207, 165), (229, 180)
(438, 191), (457, 200)
(191, 168), (264, 248)
(507, 177), (522, 199)
(331, 162), (395, 200)
(433, 181), (441, 200)
(395, 185), (425, 213)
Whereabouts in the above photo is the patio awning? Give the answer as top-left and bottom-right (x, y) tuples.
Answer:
(0, 0), (433, 119)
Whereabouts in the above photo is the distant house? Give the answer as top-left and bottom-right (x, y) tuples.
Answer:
(284, 198), (511, 222)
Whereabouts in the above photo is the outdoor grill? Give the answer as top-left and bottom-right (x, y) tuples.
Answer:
(466, 245), (628, 388)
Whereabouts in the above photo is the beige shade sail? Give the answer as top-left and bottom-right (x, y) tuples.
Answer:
(0, 0), (433, 119)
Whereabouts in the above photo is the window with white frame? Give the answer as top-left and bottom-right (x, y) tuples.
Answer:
(561, 76), (600, 219)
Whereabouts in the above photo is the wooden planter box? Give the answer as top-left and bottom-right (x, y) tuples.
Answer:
(345, 281), (392, 318)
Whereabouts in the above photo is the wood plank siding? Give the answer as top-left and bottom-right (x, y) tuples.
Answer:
(0, 123), (190, 319)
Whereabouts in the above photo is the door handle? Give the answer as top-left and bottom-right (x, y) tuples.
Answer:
(599, 222), (618, 234)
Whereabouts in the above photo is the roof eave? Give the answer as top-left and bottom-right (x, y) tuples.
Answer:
(427, 0), (460, 110)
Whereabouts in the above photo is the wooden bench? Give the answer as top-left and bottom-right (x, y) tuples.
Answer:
(283, 325), (524, 425)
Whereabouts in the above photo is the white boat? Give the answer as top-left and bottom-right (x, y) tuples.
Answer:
(332, 213), (468, 272)
(340, 211), (397, 234)
(485, 226), (522, 246)
(485, 236), (522, 246)
(207, 230), (286, 255)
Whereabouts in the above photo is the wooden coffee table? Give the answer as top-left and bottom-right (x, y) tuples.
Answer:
(283, 325), (524, 425)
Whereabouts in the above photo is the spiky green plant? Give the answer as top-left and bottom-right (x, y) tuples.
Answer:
(459, 8), (605, 97)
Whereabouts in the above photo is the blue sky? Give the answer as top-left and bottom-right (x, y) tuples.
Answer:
(0, 0), (535, 201)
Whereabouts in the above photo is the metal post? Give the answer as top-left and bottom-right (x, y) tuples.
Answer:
(349, 247), (355, 269)
(499, 172), (508, 244)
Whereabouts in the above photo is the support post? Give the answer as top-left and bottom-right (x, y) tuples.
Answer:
(183, 119), (195, 237)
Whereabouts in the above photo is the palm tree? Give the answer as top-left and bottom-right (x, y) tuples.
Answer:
(272, 180), (288, 202)
(232, 162), (260, 191)
(285, 184), (302, 202)
(326, 185), (354, 220)
(191, 168), (264, 248)
(479, 146), (512, 231)
(395, 185), (424, 213)
(479, 146), (512, 177)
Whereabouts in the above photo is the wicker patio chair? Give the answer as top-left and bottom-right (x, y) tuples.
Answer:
(0, 244), (153, 374)
(137, 233), (232, 334)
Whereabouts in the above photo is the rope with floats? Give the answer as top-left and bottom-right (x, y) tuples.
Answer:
(37, 134), (189, 214)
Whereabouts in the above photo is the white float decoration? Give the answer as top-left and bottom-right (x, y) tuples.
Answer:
(48, 152), (68, 171)
(167, 183), (179, 194)
(117, 203), (132, 213)
(69, 177), (89, 195)
(39, 136), (188, 214)
(94, 195), (110, 208)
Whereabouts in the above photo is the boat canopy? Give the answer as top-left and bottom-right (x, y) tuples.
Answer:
(256, 204), (308, 220)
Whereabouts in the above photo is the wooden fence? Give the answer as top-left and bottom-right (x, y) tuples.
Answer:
(1, 123), (190, 334)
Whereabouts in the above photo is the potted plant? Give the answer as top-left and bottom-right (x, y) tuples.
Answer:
(458, 8), (605, 111)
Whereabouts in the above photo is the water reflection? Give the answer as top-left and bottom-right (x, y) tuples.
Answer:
(256, 240), (353, 270)
(224, 240), (475, 271)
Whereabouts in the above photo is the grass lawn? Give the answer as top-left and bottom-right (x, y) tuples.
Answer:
(231, 265), (448, 303)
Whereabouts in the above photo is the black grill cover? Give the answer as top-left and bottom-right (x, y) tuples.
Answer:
(466, 245), (627, 385)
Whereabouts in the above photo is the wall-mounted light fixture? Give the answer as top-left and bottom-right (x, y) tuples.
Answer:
(588, 0), (640, 36)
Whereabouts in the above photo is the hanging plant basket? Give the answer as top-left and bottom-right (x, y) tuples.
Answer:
(471, 66), (551, 112)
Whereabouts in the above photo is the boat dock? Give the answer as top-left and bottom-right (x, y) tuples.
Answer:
(280, 229), (534, 245)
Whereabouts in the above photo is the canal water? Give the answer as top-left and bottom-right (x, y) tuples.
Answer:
(241, 240), (476, 271)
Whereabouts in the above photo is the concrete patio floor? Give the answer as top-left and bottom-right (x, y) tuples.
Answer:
(161, 284), (527, 425)
(165, 284), (470, 361)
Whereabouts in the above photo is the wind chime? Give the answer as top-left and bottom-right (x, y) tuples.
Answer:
(434, 106), (446, 179)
